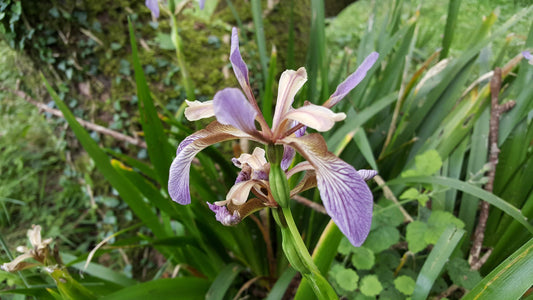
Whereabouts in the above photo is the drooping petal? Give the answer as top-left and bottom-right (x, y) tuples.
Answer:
(325, 52), (379, 108)
(169, 122), (253, 204)
(145, 0), (160, 18)
(0, 253), (35, 272)
(199, 0), (206, 10)
(216, 180), (263, 206)
(184, 100), (215, 121)
(281, 134), (373, 247)
(213, 88), (258, 135)
(207, 202), (241, 225)
(357, 169), (378, 181)
(271, 67), (308, 133)
(284, 104), (346, 132)
(230, 27), (255, 102)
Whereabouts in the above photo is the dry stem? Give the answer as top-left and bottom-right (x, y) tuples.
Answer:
(3, 87), (147, 148)
(469, 67), (515, 268)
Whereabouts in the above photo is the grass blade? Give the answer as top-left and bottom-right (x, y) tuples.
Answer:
(42, 76), (167, 239)
(266, 267), (298, 300)
(388, 176), (533, 234)
(463, 237), (533, 300)
(251, 0), (268, 82)
(128, 19), (175, 190)
(412, 226), (465, 300)
(440, 0), (462, 59)
(100, 278), (210, 300)
(205, 263), (243, 300)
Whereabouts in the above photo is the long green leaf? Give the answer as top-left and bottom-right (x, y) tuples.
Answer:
(43, 76), (167, 238)
(205, 263), (243, 300)
(463, 237), (533, 300)
(388, 176), (533, 234)
(440, 0), (462, 59)
(128, 19), (174, 190)
(266, 267), (298, 300)
(61, 253), (137, 287)
(412, 226), (465, 300)
(250, 0), (268, 82)
(100, 278), (210, 300)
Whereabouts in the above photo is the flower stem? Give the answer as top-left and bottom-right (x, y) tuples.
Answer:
(273, 208), (337, 299)
(266, 144), (336, 298)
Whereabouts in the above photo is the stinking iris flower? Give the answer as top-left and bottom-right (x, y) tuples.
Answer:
(169, 27), (379, 246)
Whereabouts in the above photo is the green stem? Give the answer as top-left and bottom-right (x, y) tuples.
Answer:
(273, 208), (337, 299)
(267, 144), (336, 298)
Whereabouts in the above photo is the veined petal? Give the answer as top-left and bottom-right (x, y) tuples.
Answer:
(325, 52), (379, 108)
(184, 100), (215, 121)
(145, 0), (159, 18)
(271, 67), (307, 132)
(207, 202), (241, 225)
(235, 147), (267, 171)
(230, 27), (255, 102)
(281, 123), (306, 170)
(358, 169), (378, 181)
(281, 134), (373, 247)
(284, 104), (346, 132)
(213, 88), (258, 135)
(216, 180), (262, 206)
(169, 122), (253, 204)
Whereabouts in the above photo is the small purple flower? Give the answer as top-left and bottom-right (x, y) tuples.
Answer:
(169, 27), (379, 246)
(145, 0), (159, 18)
(199, 0), (205, 10)
(523, 51), (533, 65)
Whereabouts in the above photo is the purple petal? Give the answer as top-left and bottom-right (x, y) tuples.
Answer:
(213, 88), (258, 135)
(235, 167), (251, 183)
(169, 122), (252, 204)
(281, 146), (295, 170)
(281, 123), (306, 170)
(281, 134), (373, 247)
(199, 0), (205, 10)
(523, 51), (532, 60)
(326, 52), (379, 108)
(207, 202), (241, 225)
(145, 0), (159, 18)
(230, 27), (254, 102)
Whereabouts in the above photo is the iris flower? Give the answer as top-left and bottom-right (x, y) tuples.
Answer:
(169, 27), (379, 246)
(1, 225), (53, 272)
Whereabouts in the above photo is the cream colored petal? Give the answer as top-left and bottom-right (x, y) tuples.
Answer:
(226, 180), (260, 206)
(271, 68), (307, 133)
(236, 147), (267, 171)
(0, 253), (34, 272)
(214, 181), (257, 207)
(28, 225), (42, 249)
(184, 100), (215, 121)
(284, 104), (346, 132)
